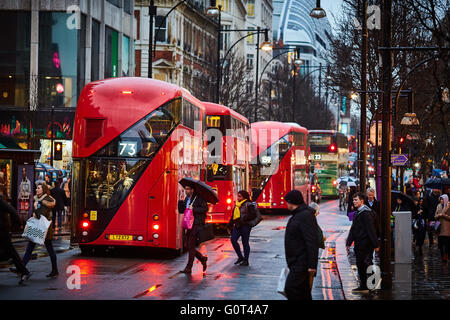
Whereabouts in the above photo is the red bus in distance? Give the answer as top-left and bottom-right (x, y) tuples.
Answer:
(202, 102), (250, 225)
(71, 77), (205, 254)
(250, 121), (310, 212)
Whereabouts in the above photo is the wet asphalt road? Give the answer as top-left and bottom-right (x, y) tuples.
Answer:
(0, 199), (352, 300)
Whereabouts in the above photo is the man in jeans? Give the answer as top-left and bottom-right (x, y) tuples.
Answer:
(346, 192), (379, 292)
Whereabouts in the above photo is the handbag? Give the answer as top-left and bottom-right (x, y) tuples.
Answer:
(347, 211), (355, 221)
(277, 267), (289, 298)
(434, 221), (441, 232)
(317, 226), (325, 249)
(22, 215), (51, 245)
(181, 196), (196, 230)
(248, 203), (263, 228)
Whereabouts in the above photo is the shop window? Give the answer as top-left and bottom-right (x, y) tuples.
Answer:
(38, 12), (86, 108)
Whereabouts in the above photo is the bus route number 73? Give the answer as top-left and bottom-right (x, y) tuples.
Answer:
(119, 141), (138, 157)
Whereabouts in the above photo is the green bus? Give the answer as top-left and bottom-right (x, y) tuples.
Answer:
(308, 130), (349, 197)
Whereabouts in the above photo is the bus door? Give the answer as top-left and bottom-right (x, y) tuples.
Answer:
(147, 169), (180, 249)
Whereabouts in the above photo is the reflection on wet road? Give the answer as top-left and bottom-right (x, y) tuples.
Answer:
(0, 200), (352, 300)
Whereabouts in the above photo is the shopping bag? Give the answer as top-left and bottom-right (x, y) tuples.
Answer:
(277, 267), (289, 298)
(434, 221), (441, 232)
(182, 208), (194, 229)
(22, 216), (51, 245)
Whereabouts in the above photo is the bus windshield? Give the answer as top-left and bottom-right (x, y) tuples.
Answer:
(250, 134), (291, 200)
(309, 133), (332, 146)
(73, 99), (181, 210)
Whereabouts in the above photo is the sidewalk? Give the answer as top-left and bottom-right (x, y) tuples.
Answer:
(335, 230), (450, 300)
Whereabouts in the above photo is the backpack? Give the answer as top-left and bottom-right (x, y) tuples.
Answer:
(248, 202), (263, 228)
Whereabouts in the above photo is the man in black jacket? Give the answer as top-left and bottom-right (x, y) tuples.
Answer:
(178, 185), (208, 274)
(0, 195), (31, 284)
(346, 192), (379, 292)
(284, 190), (319, 300)
(366, 188), (380, 238)
(51, 180), (66, 231)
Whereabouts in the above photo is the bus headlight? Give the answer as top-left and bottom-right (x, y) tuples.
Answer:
(137, 236), (144, 241)
(82, 231), (88, 236)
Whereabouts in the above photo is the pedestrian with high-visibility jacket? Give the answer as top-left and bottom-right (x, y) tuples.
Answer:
(228, 190), (257, 266)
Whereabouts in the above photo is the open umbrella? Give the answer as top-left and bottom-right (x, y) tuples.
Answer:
(337, 176), (359, 185)
(391, 190), (417, 214)
(424, 177), (450, 190)
(179, 177), (219, 204)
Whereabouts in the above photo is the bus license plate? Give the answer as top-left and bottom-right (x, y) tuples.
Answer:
(109, 235), (133, 241)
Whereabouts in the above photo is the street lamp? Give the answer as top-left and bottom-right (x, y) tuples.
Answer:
(260, 30), (273, 52)
(310, 0), (327, 19)
(205, 1), (222, 103)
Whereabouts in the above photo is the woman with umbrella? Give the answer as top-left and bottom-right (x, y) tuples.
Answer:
(178, 178), (218, 274)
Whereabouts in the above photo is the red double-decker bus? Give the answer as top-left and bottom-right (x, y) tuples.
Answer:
(202, 102), (250, 225)
(71, 78), (205, 254)
(250, 121), (310, 213)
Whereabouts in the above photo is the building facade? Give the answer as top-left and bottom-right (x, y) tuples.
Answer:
(244, 0), (272, 85)
(134, 0), (254, 102)
(0, 0), (135, 205)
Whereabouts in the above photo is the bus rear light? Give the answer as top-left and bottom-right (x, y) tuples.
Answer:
(332, 180), (338, 186)
(83, 213), (88, 218)
(82, 221), (89, 228)
(153, 214), (159, 221)
(226, 198), (232, 204)
(329, 144), (336, 152)
(153, 224), (160, 230)
(227, 206), (231, 210)
(137, 236), (144, 241)
(312, 186), (316, 192)
(82, 231), (88, 236)
(153, 233), (159, 239)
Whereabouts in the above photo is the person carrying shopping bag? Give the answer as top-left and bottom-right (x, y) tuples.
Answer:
(227, 190), (257, 266)
(20, 183), (58, 278)
(178, 184), (208, 274)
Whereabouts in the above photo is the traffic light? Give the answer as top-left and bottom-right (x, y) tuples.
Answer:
(54, 142), (63, 161)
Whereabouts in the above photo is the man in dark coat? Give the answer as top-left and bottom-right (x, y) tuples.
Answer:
(178, 185), (208, 274)
(346, 192), (379, 292)
(366, 188), (380, 238)
(425, 188), (441, 247)
(284, 190), (319, 300)
(0, 195), (31, 284)
(51, 180), (66, 230)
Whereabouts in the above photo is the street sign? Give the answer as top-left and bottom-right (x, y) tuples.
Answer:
(391, 154), (408, 166)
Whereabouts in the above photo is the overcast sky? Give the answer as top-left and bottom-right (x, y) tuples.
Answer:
(321, 0), (344, 34)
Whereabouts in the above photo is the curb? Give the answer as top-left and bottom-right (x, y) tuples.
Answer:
(334, 229), (361, 300)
